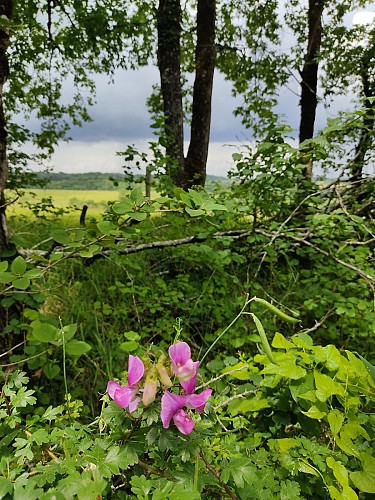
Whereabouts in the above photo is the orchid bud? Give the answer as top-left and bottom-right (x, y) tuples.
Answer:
(142, 378), (158, 406)
(156, 362), (173, 388)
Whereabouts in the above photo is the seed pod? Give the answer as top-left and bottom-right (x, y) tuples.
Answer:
(250, 313), (277, 365)
(253, 297), (300, 324)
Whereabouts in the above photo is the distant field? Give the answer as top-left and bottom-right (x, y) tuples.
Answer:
(6, 189), (122, 218)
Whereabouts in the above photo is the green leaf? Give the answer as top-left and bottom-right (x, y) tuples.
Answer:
(0, 260), (8, 272)
(301, 405), (327, 419)
(65, 340), (92, 357)
(11, 256), (27, 275)
(0, 477), (13, 498)
(11, 387), (37, 407)
(327, 410), (344, 436)
(221, 458), (257, 488)
(0, 271), (14, 283)
(185, 207), (205, 217)
(351, 453), (375, 493)
(12, 276), (30, 290)
(31, 321), (59, 343)
(272, 332), (294, 349)
(354, 353), (375, 383)
(51, 230), (70, 245)
(97, 221), (114, 234)
(112, 201), (133, 214)
(43, 364), (60, 379)
(119, 340), (139, 352)
(314, 371), (346, 402)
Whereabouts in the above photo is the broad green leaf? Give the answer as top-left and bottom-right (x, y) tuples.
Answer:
(336, 433), (360, 458)
(298, 461), (319, 476)
(327, 410), (344, 436)
(185, 207), (205, 217)
(261, 353), (306, 379)
(32, 321), (59, 343)
(0, 260), (8, 272)
(65, 340), (92, 357)
(97, 221), (114, 234)
(0, 477), (13, 498)
(119, 340), (139, 352)
(327, 457), (349, 487)
(314, 371), (346, 402)
(43, 364), (60, 380)
(128, 211), (147, 221)
(272, 332), (294, 349)
(351, 454), (375, 493)
(353, 352), (375, 383)
(11, 256), (27, 275)
(51, 230), (70, 245)
(112, 201), (133, 214)
(228, 394), (270, 415)
(301, 405), (326, 419)
(12, 276), (30, 290)
(0, 271), (13, 283)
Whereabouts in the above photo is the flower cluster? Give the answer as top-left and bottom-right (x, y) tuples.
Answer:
(107, 342), (212, 435)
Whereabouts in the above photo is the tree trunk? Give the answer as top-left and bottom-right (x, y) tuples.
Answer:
(0, 0), (12, 256)
(183, 0), (216, 189)
(157, 0), (185, 186)
(299, 0), (324, 180)
(350, 68), (374, 181)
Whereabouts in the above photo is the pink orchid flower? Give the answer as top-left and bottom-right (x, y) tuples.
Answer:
(168, 342), (196, 382)
(161, 388), (212, 435)
(107, 355), (145, 413)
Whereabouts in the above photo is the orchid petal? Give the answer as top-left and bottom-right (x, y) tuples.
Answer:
(186, 389), (212, 413)
(169, 342), (191, 366)
(160, 391), (187, 429)
(107, 380), (121, 400)
(127, 355), (145, 386)
(175, 358), (195, 381)
(173, 409), (195, 435)
(113, 385), (138, 409)
(180, 361), (200, 394)
(128, 396), (141, 414)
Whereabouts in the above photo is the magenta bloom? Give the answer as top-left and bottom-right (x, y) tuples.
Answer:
(107, 355), (145, 413)
(161, 388), (212, 435)
(169, 342), (196, 381)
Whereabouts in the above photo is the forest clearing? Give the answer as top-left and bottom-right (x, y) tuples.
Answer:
(0, 1), (374, 499)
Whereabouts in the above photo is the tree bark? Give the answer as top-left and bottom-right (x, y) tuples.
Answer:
(0, 0), (12, 256)
(183, 0), (216, 189)
(157, 0), (185, 186)
(350, 68), (374, 181)
(157, 0), (216, 189)
(299, 0), (324, 180)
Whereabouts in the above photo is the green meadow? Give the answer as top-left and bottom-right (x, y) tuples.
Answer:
(7, 188), (122, 218)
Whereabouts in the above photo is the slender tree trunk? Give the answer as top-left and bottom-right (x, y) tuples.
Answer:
(299, 0), (324, 180)
(0, 0), (12, 255)
(183, 0), (216, 189)
(157, 0), (185, 186)
(350, 69), (374, 181)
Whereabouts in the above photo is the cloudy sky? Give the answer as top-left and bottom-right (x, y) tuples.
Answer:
(33, 8), (374, 178)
